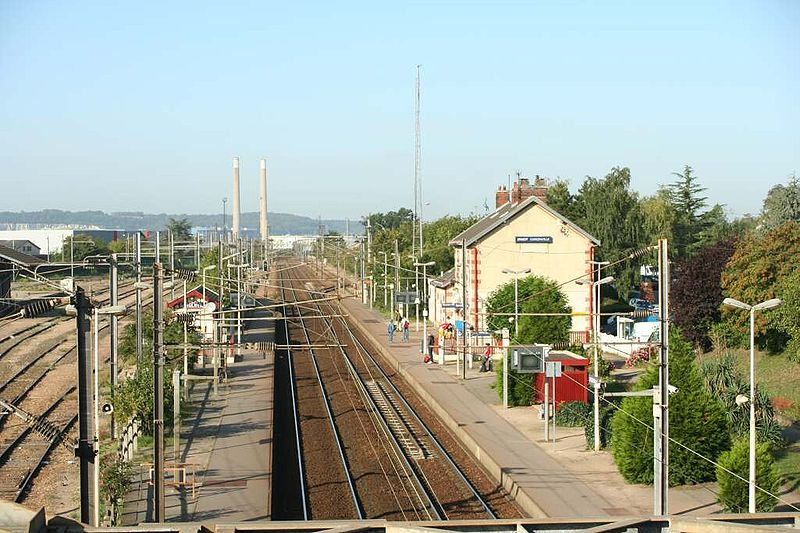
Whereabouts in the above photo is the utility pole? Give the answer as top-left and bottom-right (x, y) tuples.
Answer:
(215, 240), (223, 396)
(360, 241), (366, 305)
(461, 240), (467, 380)
(91, 306), (101, 527)
(172, 368), (181, 465)
(169, 231), (175, 301)
(135, 233), (143, 364)
(152, 263), (165, 522)
(74, 286), (97, 526)
(183, 280), (189, 401)
(414, 65), (423, 256)
(654, 238), (670, 515)
(109, 253), (118, 439)
(394, 239), (400, 317)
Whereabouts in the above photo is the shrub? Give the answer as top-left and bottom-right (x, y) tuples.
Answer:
(493, 356), (535, 406)
(555, 401), (591, 427)
(625, 345), (655, 368)
(700, 354), (784, 446)
(100, 455), (134, 525)
(589, 353), (615, 378)
(708, 320), (747, 351)
(716, 439), (779, 513)
(585, 404), (617, 449)
(611, 328), (731, 485)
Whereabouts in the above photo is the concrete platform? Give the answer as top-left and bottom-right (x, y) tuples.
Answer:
(123, 304), (275, 524)
(338, 292), (722, 519)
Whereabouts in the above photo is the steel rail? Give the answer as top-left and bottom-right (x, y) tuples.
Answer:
(0, 386), (76, 467)
(309, 270), (497, 519)
(292, 266), (440, 521)
(338, 311), (497, 518)
(278, 273), (310, 520)
(282, 267), (363, 519)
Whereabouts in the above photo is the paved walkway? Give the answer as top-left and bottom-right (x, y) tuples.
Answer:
(337, 287), (721, 518)
(122, 305), (274, 524)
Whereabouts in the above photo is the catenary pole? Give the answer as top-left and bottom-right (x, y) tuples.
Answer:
(654, 238), (670, 515)
(109, 253), (118, 439)
(152, 263), (165, 521)
(135, 233), (143, 364)
(75, 287), (96, 525)
(461, 240), (467, 380)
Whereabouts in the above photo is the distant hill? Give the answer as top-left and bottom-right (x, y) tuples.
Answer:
(0, 209), (363, 235)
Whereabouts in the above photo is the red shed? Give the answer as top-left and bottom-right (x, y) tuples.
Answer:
(532, 350), (589, 407)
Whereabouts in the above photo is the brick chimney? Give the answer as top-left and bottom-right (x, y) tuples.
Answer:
(532, 175), (548, 201)
(495, 185), (510, 208)
(510, 176), (548, 205)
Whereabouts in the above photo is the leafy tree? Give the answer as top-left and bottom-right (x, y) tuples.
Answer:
(721, 221), (800, 351)
(364, 209), (413, 231)
(60, 234), (109, 261)
(486, 275), (570, 406)
(670, 239), (736, 351)
(545, 178), (580, 221)
(611, 328), (730, 485)
(167, 217), (193, 240)
(716, 439), (779, 513)
(667, 165), (709, 258)
(419, 214), (477, 272)
(770, 269), (800, 363)
(485, 275), (571, 344)
(115, 309), (197, 433)
(571, 167), (647, 299)
(640, 189), (675, 245)
(760, 174), (800, 231)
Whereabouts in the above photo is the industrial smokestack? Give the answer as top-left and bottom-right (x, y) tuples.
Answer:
(259, 159), (268, 242)
(232, 157), (241, 238)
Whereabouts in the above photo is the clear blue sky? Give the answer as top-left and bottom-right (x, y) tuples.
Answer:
(1, 1), (798, 221)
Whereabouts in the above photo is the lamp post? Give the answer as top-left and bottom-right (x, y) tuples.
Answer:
(414, 261), (435, 356)
(722, 296), (782, 513)
(379, 251), (389, 307)
(501, 268), (531, 338)
(222, 197), (228, 243)
(577, 272), (614, 452)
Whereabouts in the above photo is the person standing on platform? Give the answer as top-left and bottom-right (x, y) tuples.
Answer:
(401, 316), (410, 343)
(387, 319), (396, 343)
(480, 343), (493, 372)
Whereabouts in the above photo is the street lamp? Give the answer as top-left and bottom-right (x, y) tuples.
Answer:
(501, 268), (531, 338)
(722, 296), (782, 513)
(414, 261), (436, 356)
(378, 251), (389, 307)
(577, 272), (614, 452)
(222, 197), (228, 242)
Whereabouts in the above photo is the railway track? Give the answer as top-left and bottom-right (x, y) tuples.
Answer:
(0, 387), (77, 502)
(0, 278), (151, 505)
(276, 260), (499, 520)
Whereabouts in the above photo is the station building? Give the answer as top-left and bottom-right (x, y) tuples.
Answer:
(431, 177), (599, 344)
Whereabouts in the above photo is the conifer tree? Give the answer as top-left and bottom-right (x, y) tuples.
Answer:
(611, 328), (730, 485)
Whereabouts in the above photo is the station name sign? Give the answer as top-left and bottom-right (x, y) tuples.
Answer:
(515, 236), (553, 244)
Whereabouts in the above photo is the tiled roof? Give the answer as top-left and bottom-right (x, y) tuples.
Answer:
(430, 268), (455, 288)
(449, 196), (600, 247)
(0, 244), (44, 266)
